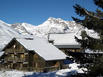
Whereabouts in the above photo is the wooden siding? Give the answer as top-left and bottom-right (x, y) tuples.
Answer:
(0, 39), (64, 72)
(59, 48), (82, 55)
(1, 40), (29, 70)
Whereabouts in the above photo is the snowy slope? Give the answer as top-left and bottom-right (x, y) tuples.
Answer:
(0, 20), (21, 50)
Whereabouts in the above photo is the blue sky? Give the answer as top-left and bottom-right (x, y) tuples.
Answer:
(0, 0), (97, 25)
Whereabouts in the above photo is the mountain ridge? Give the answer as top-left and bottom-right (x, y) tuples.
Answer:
(11, 17), (83, 37)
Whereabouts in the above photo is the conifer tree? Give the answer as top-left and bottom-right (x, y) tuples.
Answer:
(73, 0), (103, 76)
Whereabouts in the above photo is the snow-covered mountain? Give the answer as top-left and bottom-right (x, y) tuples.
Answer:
(11, 17), (99, 38)
(0, 17), (99, 50)
(11, 17), (82, 37)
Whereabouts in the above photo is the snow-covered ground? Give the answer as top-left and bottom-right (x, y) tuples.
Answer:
(0, 63), (87, 77)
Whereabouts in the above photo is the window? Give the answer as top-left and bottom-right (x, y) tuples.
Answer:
(11, 54), (14, 58)
(21, 54), (25, 58)
(25, 38), (33, 40)
(13, 45), (16, 48)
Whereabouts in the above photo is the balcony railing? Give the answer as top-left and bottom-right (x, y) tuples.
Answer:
(5, 57), (28, 63)
(5, 49), (25, 54)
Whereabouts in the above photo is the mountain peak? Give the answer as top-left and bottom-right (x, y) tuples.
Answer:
(42, 17), (67, 26)
(47, 17), (64, 22)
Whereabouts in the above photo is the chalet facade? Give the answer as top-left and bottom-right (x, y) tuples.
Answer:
(0, 37), (67, 71)
(48, 33), (82, 55)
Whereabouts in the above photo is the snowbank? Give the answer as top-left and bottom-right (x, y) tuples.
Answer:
(56, 63), (87, 76)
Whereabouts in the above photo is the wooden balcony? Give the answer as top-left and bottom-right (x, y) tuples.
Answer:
(5, 57), (28, 63)
(5, 49), (25, 54)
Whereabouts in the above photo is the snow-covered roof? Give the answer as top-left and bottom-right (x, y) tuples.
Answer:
(55, 45), (81, 49)
(49, 33), (81, 48)
(0, 51), (4, 57)
(13, 37), (67, 61)
(84, 49), (103, 54)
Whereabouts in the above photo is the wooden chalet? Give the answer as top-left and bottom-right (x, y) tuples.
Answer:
(48, 33), (82, 55)
(0, 37), (66, 72)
